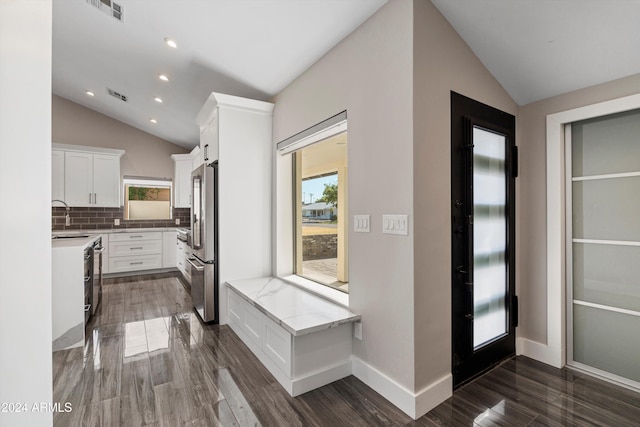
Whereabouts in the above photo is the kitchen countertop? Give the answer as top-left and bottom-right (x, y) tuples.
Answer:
(51, 234), (101, 250)
(226, 277), (360, 336)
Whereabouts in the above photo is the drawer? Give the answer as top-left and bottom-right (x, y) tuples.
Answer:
(110, 232), (162, 242)
(108, 254), (163, 273)
(109, 239), (162, 256)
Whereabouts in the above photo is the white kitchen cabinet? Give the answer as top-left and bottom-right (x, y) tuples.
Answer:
(52, 149), (65, 201)
(54, 144), (124, 207)
(171, 154), (193, 208)
(199, 113), (218, 164)
(162, 231), (177, 268)
(108, 231), (163, 273)
(196, 92), (274, 325)
(176, 238), (191, 283)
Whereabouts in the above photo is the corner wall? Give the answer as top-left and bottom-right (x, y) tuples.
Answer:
(272, 0), (417, 404)
(52, 95), (189, 181)
(516, 73), (640, 354)
(0, 1), (53, 425)
(412, 0), (517, 410)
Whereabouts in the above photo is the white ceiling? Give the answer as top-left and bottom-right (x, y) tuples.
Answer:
(431, 0), (640, 106)
(53, 1), (640, 151)
(52, 0), (387, 149)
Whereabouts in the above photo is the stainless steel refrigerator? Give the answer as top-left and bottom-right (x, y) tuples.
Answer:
(188, 161), (218, 323)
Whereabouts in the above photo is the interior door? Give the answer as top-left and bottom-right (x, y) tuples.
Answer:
(451, 92), (517, 387)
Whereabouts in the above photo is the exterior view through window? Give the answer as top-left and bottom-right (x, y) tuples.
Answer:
(294, 132), (348, 292)
(123, 177), (172, 220)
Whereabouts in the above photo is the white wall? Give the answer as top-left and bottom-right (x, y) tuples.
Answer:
(0, 1), (53, 426)
(272, 0), (416, 397)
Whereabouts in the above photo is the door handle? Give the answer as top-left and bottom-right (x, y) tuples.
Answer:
(186, 257), (204, 272)
(456, 265), (468, 275)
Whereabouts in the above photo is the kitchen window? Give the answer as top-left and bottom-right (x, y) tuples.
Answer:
(123, 177), (172, 220)
(278, 112), (348, 292)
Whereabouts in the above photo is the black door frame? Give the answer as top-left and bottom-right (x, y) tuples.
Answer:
(451, 91), (518, 388)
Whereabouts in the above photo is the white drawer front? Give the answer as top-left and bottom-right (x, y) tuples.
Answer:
(109, 239), (162, 256)
(108, 254), (163, 273)
(264, 318), (292, 375)
(110, 232), (162, 242)
(228, 289), (243, 326)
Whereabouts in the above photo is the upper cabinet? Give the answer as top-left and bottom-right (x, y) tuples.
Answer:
(52, 149), (65, 201)
(53, 144), (124, 207)
(171, 148), (199, 209)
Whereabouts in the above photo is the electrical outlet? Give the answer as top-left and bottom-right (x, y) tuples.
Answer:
(354, 321), (362, 340)
(175, 218), (180, 225)
(114, 218), (120, 226)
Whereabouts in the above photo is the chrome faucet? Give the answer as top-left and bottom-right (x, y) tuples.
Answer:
(52, 199), (71, 226)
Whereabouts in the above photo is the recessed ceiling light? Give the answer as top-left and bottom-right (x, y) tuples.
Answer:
(158, 74), (170, 82)
(150, 118), (157, 124)
(154, 97), (163, 103)
(85, 90), (95, 97)
(164, 38), (177, 49)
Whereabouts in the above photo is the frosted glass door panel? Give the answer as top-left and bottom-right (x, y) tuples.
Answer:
(572, 176), (640, 240)
(473, 126), (507, 349)
(572, 109), (640, 176)
(573, 243), (640, 312)
(573, 304), (640, 383)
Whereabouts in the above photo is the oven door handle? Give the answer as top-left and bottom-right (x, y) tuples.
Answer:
(186, 257), (205, 272)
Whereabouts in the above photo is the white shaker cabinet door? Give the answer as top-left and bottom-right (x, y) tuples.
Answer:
(52, 149), (65, 201)
(92, 154), (120, 207)
(64, 151), (93, 207)
(174, 159), (192, 208)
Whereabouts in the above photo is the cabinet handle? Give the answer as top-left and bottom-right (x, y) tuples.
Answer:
(204, 144), (209, 161)
(130, 247), (143, 250)
(94, 193), (97, 204)
(129, 235), (143, 238)
(89, 193), (92, 204)
(130, 262), (143, 265)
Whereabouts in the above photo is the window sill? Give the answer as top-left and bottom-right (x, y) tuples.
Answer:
(279, 274), (349, 308)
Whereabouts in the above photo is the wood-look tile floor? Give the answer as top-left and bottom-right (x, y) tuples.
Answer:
(52, 274), (640, 426)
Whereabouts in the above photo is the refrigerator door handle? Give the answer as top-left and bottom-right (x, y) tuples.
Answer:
(186, 257), (205, 272)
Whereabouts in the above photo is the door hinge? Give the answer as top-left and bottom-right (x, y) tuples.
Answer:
(511, 146), (519, 178)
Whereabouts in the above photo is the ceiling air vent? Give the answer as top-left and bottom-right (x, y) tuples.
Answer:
(85, 0), (124, 22)
(107, 88), (128, 102)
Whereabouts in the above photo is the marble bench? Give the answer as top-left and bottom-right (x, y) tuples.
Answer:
(226, 277), (360, 396)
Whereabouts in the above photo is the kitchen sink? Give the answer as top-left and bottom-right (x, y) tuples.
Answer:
(52, 234), (90, 239)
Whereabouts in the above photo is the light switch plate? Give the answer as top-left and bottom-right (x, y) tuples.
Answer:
(353, 215), (370, 233)
(114, 218), (120, 226)
(175, 218), (180, 225)
(382, 214), (408, 235)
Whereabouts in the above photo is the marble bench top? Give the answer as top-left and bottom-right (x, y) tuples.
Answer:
(226, 277), (360, 337)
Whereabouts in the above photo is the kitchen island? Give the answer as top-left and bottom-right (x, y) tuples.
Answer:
(52, 234), (100, 351)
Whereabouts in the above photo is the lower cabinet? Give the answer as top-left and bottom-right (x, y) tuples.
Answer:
(108, 232), (163, 273)
(227, 286), (352, 396)
(176, 239), (191, 283)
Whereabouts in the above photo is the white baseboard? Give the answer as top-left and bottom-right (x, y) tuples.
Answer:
(516, 337), (565, 368)
(292, 361), (352, 396)
(351, 356), (452, 420)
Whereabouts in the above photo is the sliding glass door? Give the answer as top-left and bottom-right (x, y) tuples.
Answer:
(568, 109), (640, 388)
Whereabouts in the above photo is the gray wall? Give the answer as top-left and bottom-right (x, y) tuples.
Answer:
(517, 72), (640, 343)
(52, 95), (189, 181)
(412, 0), (518, 391)
(273, 0), (416, 390)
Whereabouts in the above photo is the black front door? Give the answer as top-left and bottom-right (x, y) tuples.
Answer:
(451, 92), (517, 388)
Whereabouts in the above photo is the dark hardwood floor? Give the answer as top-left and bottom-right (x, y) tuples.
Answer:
(52, 274), (640, 426)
